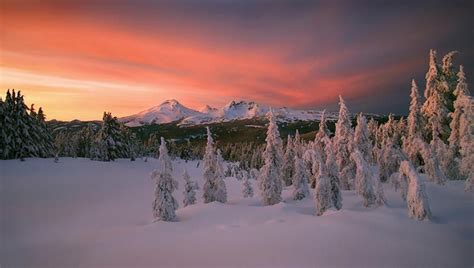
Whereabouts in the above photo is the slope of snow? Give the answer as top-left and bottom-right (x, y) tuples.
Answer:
(1, 158), (472, 267)
(121, 99), (341, 127)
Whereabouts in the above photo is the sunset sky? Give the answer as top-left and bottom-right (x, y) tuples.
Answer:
(1, 0), (472, 120)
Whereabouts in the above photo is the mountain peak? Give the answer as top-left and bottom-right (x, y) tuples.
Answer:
(160, 99), (181, 106)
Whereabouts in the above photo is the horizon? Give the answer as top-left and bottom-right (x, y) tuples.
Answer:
(1, 0), (473, 121)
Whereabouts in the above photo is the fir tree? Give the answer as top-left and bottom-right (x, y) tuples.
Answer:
(403, 79), (424, 166)
(334, 95), (354, 190)
(352, 150), (376, 207)
(354, 113), (373, 163)
(182, 169), (198, 207)
(202, 127), (227, 203)
(292, 154), (310, 200)
(399, 161), (432, 221)
(315, 154), (331, 216)
(151, 137), (178, 221)
(282, 135), (296, 186)
(324, 137), (342, 210)
(314, 110), (329, 162)
(93, 112), (127, 161)
(258, 109), (283, 205)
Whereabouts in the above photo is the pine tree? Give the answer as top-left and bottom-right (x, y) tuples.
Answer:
(258, 109), (283, 205)
(282, 135), (296, 186)
(202, 127), (227, 203)
(354, 113), (373, 163)
(399, 161), (432, 221)
(324, 137), (342, 210)
(151, 137), (178, 221)
(315, 154), (331, 216)
(314, 110), (329, 162)
(352, 150), (376, 207)
(182, 169), (198, 207)
(334, 95), (354, 190)
(214, 149), (228, 203)
(403, 79), (424, 166)
(93, 112), (127, 161)
(294, 129), (302, 157)
(242, 171), (254, 198)
(292, 154), (310, 200)
(422, 50), (455, 142)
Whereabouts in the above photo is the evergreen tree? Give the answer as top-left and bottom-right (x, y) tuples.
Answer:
(151, 137), (178, 221)
(403, 79), (424, 166)
(315, 153), (331, 216)
(182, 169), (198, 207)
(93, 112), (127, 161)
(258, 109), (283, 205)
(352, 150), (376, 207)
(314, 110), (329, 162)
(323, 137), (342, 210)
(202, 127), (227, 203)
(353, 113), (373, 163)
(399, 161), (432, 221)
(294, 129), (302, 157)
(282, 135), (296, 186)
(334, 95), (354, 190)
(422, 50), (455, 142)
(292, 154), (310, 200)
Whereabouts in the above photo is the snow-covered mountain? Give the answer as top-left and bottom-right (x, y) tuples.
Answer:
(120, 99), (338, 127)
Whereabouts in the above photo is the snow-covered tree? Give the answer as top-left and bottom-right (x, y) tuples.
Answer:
(446, 66), (472, 182)
(315, 154), (331, 216)
(422, 50), (455, 142)
(182, 169), (198, 207)
(214, 149), (228, 202)
(242, 171), (254, 198)
(351, 150), (376, 207)
(292, 154), (310, 200)
(354, 113), (373, 163)
(294, 129), (303, 157)
(314, 110), (330, 162)
(152, 137), (178, 221)
(399, 161), (432, 221)
(403, 79), (424, 166)
(282, 135), (296, 186)
(202, 127), (227, 203)
(93, 112), (127, 161)
(258, 109), (283, 205)
(323, 137), (342, 210)
(334, 95), (354, 190)
(413, 138), (446, 185)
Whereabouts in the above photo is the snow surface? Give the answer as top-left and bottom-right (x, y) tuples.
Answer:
(119, 99), (340, 127)
(1, 158), (473, 267)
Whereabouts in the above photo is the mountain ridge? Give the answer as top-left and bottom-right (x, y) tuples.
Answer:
(118, 99), (341, 127)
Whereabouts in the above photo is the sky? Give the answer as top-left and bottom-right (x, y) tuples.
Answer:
(1, 0), (473, 120)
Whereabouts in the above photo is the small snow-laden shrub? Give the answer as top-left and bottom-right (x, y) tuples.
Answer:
(399, 161), (432, 221)
(242, 171), (254, 198)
